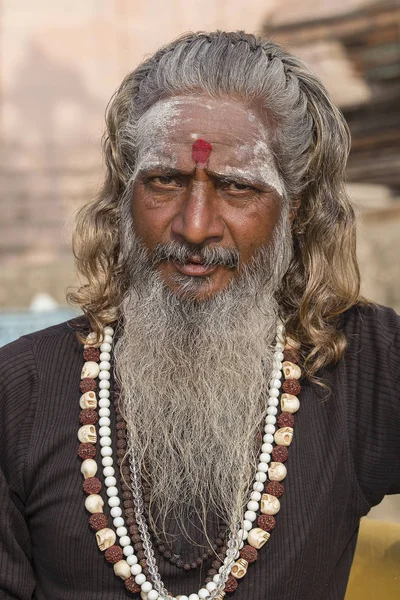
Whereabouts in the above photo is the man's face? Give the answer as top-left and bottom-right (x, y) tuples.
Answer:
(131, 96), (286, 300)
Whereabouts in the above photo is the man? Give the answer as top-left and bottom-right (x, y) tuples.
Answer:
(0, 31), (399, 600)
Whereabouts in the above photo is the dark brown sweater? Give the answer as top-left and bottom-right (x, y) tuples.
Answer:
(0, 304), (399, 600)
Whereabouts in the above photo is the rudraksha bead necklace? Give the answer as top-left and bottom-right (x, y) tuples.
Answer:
(77, 323), (302, 599)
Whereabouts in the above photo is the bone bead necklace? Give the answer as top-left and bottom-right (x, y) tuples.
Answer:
(77, 323), (302, 599)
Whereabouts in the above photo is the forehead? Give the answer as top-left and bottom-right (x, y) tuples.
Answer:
(135, 96), (270, 157)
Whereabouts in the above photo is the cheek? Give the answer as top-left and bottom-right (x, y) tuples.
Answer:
(130, 184), (174, 248)
(230, 200), (281, 260)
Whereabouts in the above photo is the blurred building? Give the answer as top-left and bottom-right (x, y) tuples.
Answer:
(0, 0), (399, 311)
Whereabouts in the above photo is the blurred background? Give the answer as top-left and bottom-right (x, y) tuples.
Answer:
(0, 0), (399, 568)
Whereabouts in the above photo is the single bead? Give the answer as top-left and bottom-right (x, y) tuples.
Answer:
(105, 476), (117, 488)
(265, 481), (284, 498)
(99, 416), (111, 427)
(240, 545), (258, 563)
(282, 361), (301, 379)
(250, 490), (261, 502)
(80, 378), (97, 394)
(83, 347), (100, 362)
(107, 486), (119, 498)
(99, 388), (110, 398)
(258, 514), (276, 532)
(277, 412), (295, 428)
(96, 527), (116, 551)
(114, 559), (131, 580)
(81, 361), (100, 379)
(85, 494), (104, 513)
(127, 554), (138, 566)
(124, 576), (141, 594)
(110, 506), (122, 517)
(261, 493), (281, 515)
(264, 424), (276, 435)
(89, 512), (108, 531)
(108, 496), (120, 507)
(80, 391), (97, 409)
(274, 427), (293, 446)
(272, 445), (289, 462)
(80, 408), (98, 425)
(268, 397), (279, 407)
(224, 575), (238, 593)
(78, 424), (97, 444)
(198, 589), (209, 599)
(259, 452), (271, 463)
(104, 326), (114, 336)
(262, 442), (273, 454)
(243, 519), (253, 531)
(83, 477), (102, 495)
(116, 526), (128, 537)
(135, 573), (146, 585)
(105, 545), (124, 564)
(268, 462), (287, 482)
(113, 516), (124, 528)
(253, 481), (264, 492)
(100, 342), (112, 353)
(231, 558), (248, 579)
(102, 456), (113, 468)
(282, 379), (301, 395)
(99, 398), (110, 408)
(141, 581), (153, 593)
(123, 545), (134, 557)
(281, 393), (300, 413)
(99, 380), (110, 389)
(269, 388), (280, 398)
(266, 406), (278, 415)
(103, 466), (115, 477)
(81, 458), (98, 479)
(100, 436), (112, 448)
(247, 527), (270, 549)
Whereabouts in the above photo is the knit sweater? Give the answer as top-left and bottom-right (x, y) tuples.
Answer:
(0, 303), (399, 600)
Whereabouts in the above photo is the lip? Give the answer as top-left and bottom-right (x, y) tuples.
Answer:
(172, 261), (218, 276)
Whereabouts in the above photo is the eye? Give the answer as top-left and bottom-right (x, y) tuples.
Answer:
(150, 175), (181, 187)
(220, 179), (256, 194)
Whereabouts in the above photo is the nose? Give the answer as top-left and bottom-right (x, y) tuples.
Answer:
(170, 180), (224, 246)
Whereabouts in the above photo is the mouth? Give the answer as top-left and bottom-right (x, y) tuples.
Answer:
(172, 255), (218, 277)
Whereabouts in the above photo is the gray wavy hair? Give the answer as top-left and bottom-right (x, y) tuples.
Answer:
(69, 31), (361, 378)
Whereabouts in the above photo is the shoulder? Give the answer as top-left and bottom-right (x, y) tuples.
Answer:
(0, 315), (88, 366)
(0, 316), (88, 407)
(340, 302), (399, 361)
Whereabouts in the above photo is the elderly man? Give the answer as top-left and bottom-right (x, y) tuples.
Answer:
(0, 31), (399, 600)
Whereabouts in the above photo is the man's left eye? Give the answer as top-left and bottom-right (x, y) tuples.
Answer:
(221, 180), (254, 193)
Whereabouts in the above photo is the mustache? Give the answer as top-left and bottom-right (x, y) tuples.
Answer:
(152, 241), (240, 270)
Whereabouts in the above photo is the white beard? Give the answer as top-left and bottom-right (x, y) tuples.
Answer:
(114, 207), (292, 543)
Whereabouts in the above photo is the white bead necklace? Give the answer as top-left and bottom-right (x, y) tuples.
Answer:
(79, 321), (299, 600)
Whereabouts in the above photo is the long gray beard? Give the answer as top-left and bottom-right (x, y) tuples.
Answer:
(114, 209), (293, 543)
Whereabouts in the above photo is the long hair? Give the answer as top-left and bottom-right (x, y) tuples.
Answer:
(68, 31), (362, 378)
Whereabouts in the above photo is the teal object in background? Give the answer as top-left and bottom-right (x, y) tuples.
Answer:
(0, 308), (78, 347)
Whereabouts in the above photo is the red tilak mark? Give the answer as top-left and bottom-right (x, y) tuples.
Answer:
(192, 139), (212, 164)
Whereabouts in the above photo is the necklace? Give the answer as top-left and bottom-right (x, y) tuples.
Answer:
(77, 323), (302, 599)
